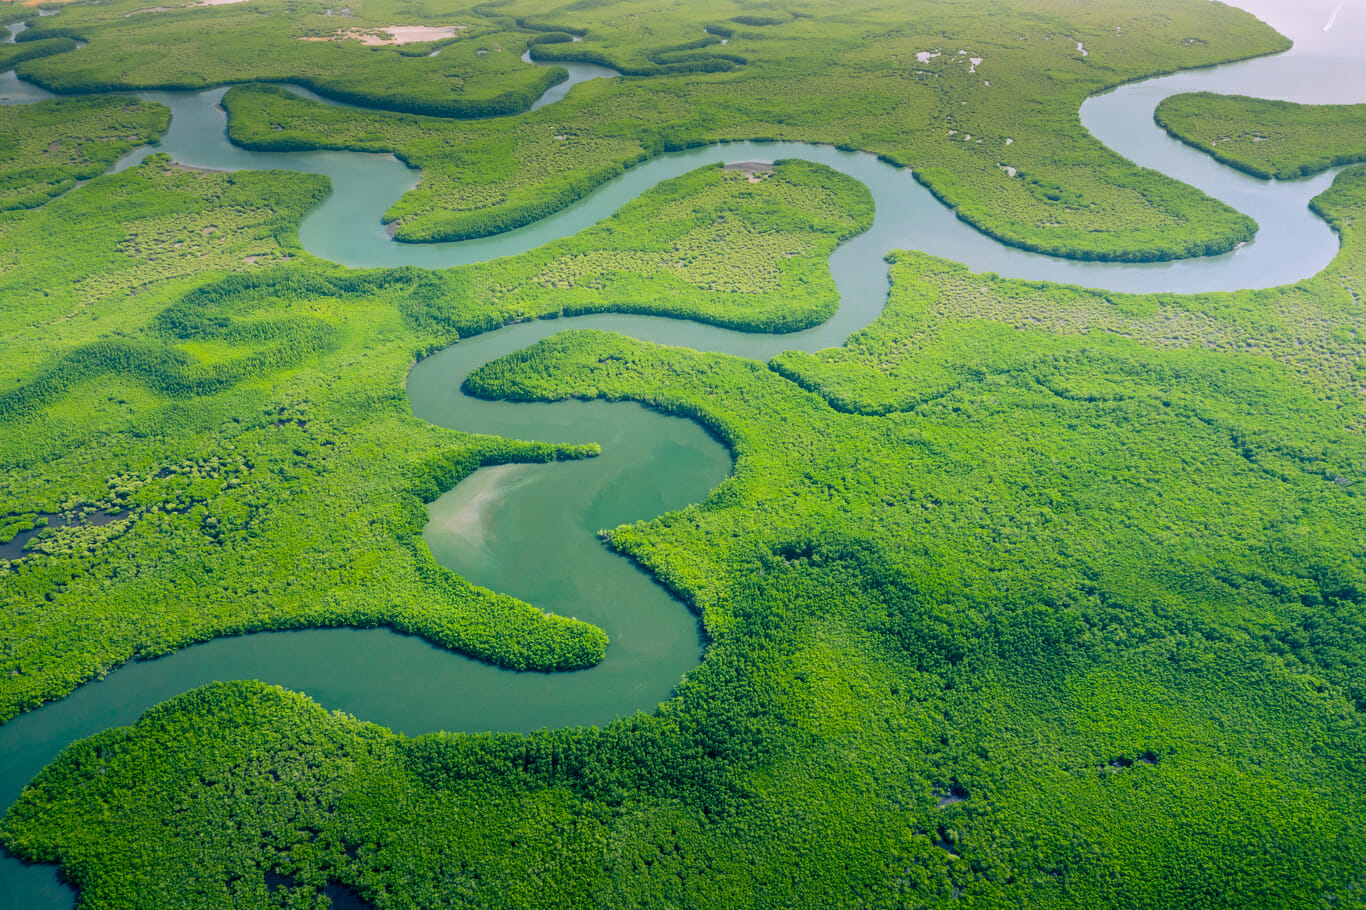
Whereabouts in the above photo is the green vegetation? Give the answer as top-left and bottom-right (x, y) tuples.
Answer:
(8, 163), (1366, 906)
(14, 2), (564, 117)
(0, 96), (167, 210)
(0, 35), (79, 72)
(6, 1), (1366, 907)
(524, 25), (745, 76)
(774, 162), (1366, 412)
(0, 153), (870, 720)
(1156, 92), (1366, 179)
(435, 159), (873, 335)
(25, 0), (1288, 259)
(0, 155), (609, 716)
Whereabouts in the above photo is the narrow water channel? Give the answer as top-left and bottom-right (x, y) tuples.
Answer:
(2, 1), (1365, 903)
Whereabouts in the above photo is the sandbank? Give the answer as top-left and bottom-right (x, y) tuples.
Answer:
(300, 24), (465, 46)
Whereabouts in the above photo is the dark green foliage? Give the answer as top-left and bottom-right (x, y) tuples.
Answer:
(913, 161), (1256, 262)
(525, 30), (575, 46)
(13, 8), (565, 119)
(285, 66), (567, 119)
(0, 36), (77, 72)
(9, 316), (1366, 903)
(33, 0), (1286, 260)
(4, 2), (1366, 907)
(526, 36), (743, 76)
(0, 269), (407, 421)
(730, 14), (789, 26)
(0, 154), (857, 720)
(422, 159), (874, 335)
(510, 16), (587, 37)
(0, 96), (168, 210)
(1156, 91), (1366, 179)
(1311, 159), (1366, 232)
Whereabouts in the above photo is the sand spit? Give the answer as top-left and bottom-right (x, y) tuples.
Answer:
(723, 160), (773, 182)
(300, 24), (466, 46)
(126, 0), (246, 14)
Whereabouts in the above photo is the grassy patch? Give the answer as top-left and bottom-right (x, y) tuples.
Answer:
(0, 153), (869, 720)
(0, 96), (167, 210)
(5, 1), (1366, 906)
(1156, 91), (1366, 179)
(95, 0), (1295, 259)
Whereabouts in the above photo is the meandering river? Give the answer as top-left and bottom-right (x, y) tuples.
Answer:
(2, 1), (1364, 903)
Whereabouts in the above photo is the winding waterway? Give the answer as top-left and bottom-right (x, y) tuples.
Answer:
(2, 1), (1365, 904)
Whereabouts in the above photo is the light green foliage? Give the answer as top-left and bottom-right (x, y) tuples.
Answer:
(1156, 91), (1366, 179)
(4, 2), (1366, 907)
(211, 0), (1278, 258)
(7, 159), (1366, 909)
(441, 159), (873, 334)
(0, 35), (79, 71)
(773, 164), (1366, 413)
(0, 159), (614, 717)
(0, 152), (322, 383)
(15, 0), (560, 116)
(11, 218), (1366, 903)
(0, 96), (166, 210)
(0, 155), (864, 720)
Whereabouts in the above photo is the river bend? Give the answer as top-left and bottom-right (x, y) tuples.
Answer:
(1, 2), (1364, 904)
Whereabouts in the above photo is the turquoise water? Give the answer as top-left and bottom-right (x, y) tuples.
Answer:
(1, 2), (1364, 903)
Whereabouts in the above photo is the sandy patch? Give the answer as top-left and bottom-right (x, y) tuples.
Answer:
(427, 464), (532, 551)
(300, 24), (465, 46)
(724, 160), (773, 182)
(126, 0), (247, 15)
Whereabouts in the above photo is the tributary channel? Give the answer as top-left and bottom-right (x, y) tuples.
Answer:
(1, 0), (1364, 903)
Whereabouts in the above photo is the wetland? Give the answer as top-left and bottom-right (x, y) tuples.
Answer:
(1, 1), (1365, 906)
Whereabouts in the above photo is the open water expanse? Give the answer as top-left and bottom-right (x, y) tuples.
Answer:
(1, 1), (1365, 903)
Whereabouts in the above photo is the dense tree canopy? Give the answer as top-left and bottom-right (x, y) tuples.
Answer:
(1, 0), (1364, 907)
